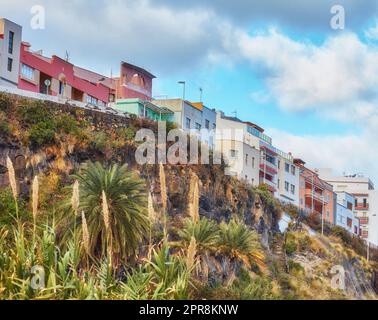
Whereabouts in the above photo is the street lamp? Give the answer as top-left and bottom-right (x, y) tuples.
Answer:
(178, 81), (186, 100)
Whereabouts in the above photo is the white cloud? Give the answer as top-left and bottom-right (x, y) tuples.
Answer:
(365, 19), (378, 40)
(235, 29), (378, 117)
(269, 128), (378, 183)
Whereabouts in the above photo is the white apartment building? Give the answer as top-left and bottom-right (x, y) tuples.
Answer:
(0, 18), (22, 87)
(153, 99), (217, 148)
(315, 168), (378, 246)
(277, 153), (300, 206)
(215, 112), (299, 205)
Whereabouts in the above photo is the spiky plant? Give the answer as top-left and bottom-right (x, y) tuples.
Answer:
(217, 220), (265, 270)
(63, 162), (149, 264)
(178, 218), (219, 254)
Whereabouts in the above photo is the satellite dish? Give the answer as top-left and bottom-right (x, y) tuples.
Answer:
(44, 79), (51, 87)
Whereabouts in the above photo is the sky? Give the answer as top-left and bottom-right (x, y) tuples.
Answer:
(2, 0), (378, 182)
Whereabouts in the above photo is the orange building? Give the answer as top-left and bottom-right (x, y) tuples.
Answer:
(294, 159), (336, 225)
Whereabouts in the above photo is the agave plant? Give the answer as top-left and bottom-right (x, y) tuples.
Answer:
(61, 162), (150, 264)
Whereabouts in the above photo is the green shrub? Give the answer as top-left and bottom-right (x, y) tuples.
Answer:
(0, 93), (12, 111)
(117, 127), (137, 141)
(0, 112), (10, 137)
(28, 122), (56, 146)
(285, 235), (297, 255)
(0, 188), (28, 226)
(91, 131), (109, 153)
(56, 114), (79, 135)
(17, 101), (54, 126)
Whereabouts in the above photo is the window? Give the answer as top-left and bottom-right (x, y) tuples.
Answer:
(291, 165), (296, 175)
(245, 154), (249, 165)
(266, 154), (275, 165)
(195, 122), (201, 130)
(59, 81), (65, 95)
(285, 181), (290, 192)
(230, 150), (237, 158)
(21, 64), (34, 81)
(278, 160), (281, 169)
(277, 179), (280, 189)
(86, 95), (98, 106)
(8, 31), (14, 54)
(7, 58), (13, 72)
(212, 123), (216, 130)
(291, 184), (295, 195)
(205, 119), (210, 129)
(186, 117), (191, 129)
(363, 198), (367, 207)
(355, 199), (358, 207)
(347, 202), (353, 210)
(285, 163), (290, 173)
(252, 157), (255, 168)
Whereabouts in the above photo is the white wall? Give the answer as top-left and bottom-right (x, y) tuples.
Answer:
(368, 191), (378, 246)
(277, 157), (300, 206)
(0, 19), (22, 87)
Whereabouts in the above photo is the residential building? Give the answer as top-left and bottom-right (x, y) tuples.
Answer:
(19, 42), (115, 107)
(215, 113), (261, 186)
(277, 153), (300, 206)
(315, 169), (378, 246)
(295, 160), (336, 226)
(0, 18), (22, 87)
(115, 61), (155, 101)
(335, 192), (359, 236)
(0, 18), (156, 109)
(152, 99), (217, 148)
(215, 112), (298, 198)
(114, 98), (174, 122)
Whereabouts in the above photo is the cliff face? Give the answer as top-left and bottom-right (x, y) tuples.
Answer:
(0, 92), (377, 300)
(0, 93), (280, 234)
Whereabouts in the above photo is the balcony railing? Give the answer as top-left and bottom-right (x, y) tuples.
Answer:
(359, 218), (369, 225)
(355, 203), (369, 210)
(260, 163), (278, 175)
(304, 189), (325, 203)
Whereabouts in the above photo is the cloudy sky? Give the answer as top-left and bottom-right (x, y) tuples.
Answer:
(2, 0), (378, 182)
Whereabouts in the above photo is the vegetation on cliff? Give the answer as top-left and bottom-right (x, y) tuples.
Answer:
(0, 93), (377, 300)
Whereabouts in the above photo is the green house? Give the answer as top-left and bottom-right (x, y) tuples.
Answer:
(114, 98), (174, 122)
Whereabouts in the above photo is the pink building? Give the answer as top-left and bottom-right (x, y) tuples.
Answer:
(19, 42), (114, 107)
(1, 18), (156, 107)
(115, 61), (155, 101)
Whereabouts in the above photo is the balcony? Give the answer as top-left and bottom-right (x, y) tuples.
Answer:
(359, 217), (369, 225)
(304, 189), (325, 203)
(355, 203), (369, 210)
(260, 163), (278, 175)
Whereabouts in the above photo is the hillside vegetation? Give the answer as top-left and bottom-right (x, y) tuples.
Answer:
(0, 92), (377, 300)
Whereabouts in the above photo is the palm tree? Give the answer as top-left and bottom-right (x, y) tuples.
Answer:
(177, 218), (220, 281)
(217, 220), (265, 271)
(63, 162), (149, 264)
(178, 218), (219, 254)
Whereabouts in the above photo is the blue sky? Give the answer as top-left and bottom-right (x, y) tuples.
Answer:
(2, 0), (378, 182)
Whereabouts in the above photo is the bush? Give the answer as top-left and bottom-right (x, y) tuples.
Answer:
(56, 114), (79, 135)
(91, 131), (109, 153)
(0, 112), (11, 137)
(17, 101), (53, 126)
(0, 188), (28, 226)
(0, 93), (12, 112)
(28, 121), (56, 147)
